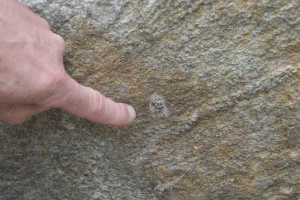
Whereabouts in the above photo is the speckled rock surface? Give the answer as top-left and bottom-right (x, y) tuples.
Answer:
(1, 0), (300, 199)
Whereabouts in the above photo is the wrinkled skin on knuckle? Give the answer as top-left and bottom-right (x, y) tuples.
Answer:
(87, 89), (103, 116)
(37, 70), (70, 107)
(40, 70), (68, 92)
(51, 70), (69, 89)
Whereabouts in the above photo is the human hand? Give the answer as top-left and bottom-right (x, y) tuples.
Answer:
(0, 0), (136, 126)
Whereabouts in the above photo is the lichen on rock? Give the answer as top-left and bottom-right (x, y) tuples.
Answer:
(149, 93), (170, 119)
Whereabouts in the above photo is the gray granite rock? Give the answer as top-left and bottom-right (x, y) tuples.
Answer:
(1, 0), (300, 199)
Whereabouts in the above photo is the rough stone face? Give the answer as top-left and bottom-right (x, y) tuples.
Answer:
(1, 0), (300, 199)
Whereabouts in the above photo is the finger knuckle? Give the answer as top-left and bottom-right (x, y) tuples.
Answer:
(43, 70), (68, 90)
(53, 71), (69, 87)
(40, 18), (51, 29)
(52, 33), (66, 51)
(44, 31), (66, 53)
(35, 70), (69, 107)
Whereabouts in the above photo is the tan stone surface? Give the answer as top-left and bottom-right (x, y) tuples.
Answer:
(1, 0), (300, 199)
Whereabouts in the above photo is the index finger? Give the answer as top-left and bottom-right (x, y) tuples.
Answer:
(51, 77), (136, 127)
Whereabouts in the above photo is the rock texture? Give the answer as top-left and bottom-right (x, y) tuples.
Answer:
(1, 0), (300, 199)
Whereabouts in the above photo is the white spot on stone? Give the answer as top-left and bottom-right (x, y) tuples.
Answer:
(149, 93), (169, 118)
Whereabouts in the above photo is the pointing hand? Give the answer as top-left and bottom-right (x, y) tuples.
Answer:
(0, 0), (136, 126)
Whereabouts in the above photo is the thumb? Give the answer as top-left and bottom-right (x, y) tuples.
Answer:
(52, 77), (136, 127)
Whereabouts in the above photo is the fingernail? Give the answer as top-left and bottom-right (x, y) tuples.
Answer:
(126, 105), (136, 120)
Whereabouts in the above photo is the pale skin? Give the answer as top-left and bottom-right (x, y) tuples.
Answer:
(0, 0), (136, 126)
